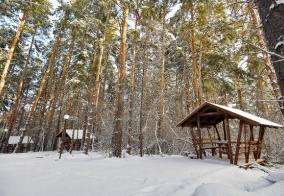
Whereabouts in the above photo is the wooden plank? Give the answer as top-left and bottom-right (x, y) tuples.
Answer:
(234, 121), (243, 165)
(239, 159), (266, 169)
(199, 112), (223, 117)
(197, 116), (203, 159)
(190, 127), (199, 159)
(225, 114), (233, 164)
(214, 125), (221, 140)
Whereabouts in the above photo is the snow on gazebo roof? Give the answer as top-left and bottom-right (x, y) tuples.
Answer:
(56, 129), (94, 139)
(177, 102), (283, 128)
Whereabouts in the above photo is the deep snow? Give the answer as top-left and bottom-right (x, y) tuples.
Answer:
(0, 151), (283, 196)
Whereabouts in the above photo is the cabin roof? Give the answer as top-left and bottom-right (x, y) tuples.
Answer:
(177, 102), (283, 128)
(8, 136), (34, 144)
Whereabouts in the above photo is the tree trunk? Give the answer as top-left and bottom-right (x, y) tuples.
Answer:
(156, 0), (168, 154)
(183, 54), (191, 114)
(82, 41), (98, 152)
(0, 13), (26, 95)
(248, 1), (281, 101)
(51, 87), (66, 151)
(43, 31), (76, 150)
(112, 3), (129, 157)
(13, 15), (67, 153)
(89, 7), (112, 152)
(257, 0), (284, 115)
(236, 73), (245, 110)
(190, 2), (200, 109)
(2, 28), (36, 153)
(127, 1), (139, 155)
(198, 40), (203, 104)
(140, 31), (150, 155)
(59, 97), (72, 159)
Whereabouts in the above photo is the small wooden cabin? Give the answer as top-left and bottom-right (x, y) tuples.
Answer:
(177, 102), (283, 165)
(5, 136), (34, 153)
(55, 129), (94, 151)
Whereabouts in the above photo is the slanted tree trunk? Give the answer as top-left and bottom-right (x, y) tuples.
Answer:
(88, 7), (112, 153)
(43, 31), (76, 150)
(51, 85), (66, 151)
(13, 15), (67, 153)
(247, 0), (278, 115)
(59, 96), (72, 159)
(2, 28), (36, 153)
(189, 2), (200, 109)
(0, 13), (26, 96)
(83, 41), (99, 155)
(183, 54), (191, 114)
(257, 0), (284, 115)
(236, 73), (245, 110)
(112, 2), (129, 157)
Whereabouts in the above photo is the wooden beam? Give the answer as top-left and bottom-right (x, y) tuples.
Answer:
(250, 125), (254, 141)
(222, 120), (227, 140)
(190, 127), (199, 158)
(225, 114), (233, 164)
(250, 125), (257, 160)
(199, 112), (223, 117)
(244, 125), (248, 163)
(213, 125), (221, 140)
(257, 126), (265, 159)
(234, 121), (243, 165)
(197, 115), (203, 159)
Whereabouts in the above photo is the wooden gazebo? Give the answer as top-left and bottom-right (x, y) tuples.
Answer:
(177, 102), (283, 165)
(55, 129), (94, 151)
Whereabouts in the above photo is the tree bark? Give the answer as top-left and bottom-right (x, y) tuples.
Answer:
(0, 13), (26, 96)
(190, 2), (200, 109)
(82, 41), (98, 153)
(59, 97), (72, 159)
(13, 14), (67, 153)
(127, 1), (139, 155)
(113, 2), (129, 157)
(248, 1), (281, 100)
(257, 0), (284, 115)
(183, 54), (191, 114)
(156, 0), (168, 154)
(43, 31), (76, 150)
(2, 28), (36, 153)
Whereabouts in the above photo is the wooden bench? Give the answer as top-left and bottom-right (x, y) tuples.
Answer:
(194, 138), (218, 156)
(238, 141), (259, 163)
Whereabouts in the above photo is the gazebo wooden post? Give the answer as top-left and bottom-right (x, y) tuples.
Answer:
(250, 125), (257, 160)
(234, 121), (243, 165)
(213, 125), (221, 140)
(249, 125), (254, 141)
(257, 126), (265, 159)
(225, 114), (233, 164)
(190, 127), (199, 159)
(222, 120), (227, 140)
(214, 125), (222, 158)
(197, 115), (203, 159)
(244, 125), (249, 163)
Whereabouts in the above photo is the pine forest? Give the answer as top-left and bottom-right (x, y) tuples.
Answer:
(0, 0), (284, 163)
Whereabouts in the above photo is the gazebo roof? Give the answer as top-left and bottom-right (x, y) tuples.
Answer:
(177, 102), (282, 128)
(55, 129), (95, 139)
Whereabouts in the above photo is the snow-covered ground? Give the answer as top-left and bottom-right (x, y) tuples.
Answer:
(0, 151), (284, 196)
